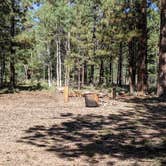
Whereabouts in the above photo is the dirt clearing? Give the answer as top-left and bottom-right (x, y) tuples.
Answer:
(0, 91), (165, 166)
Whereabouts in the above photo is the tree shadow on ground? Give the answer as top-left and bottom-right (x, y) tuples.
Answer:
(18, 97), (166, 164)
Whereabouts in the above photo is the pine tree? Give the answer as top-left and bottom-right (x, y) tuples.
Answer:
(157, 0), (166, 98)
(137, 0), (148, 95)
(0, 1), (11, 87)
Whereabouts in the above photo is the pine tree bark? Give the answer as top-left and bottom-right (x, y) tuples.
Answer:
(109, 56), (113, 85)
(117, 42), (123, 87)
(59, 39), (62, 87)
(56, 40), (60, 87)
(47, 43), (51, 87)
(89, 3), (97, 85)
(56, 38), (62, 88)
(10, 0), (16, 89)
(65, 32), (71, 86)
(0, 58), (3, 88)
(81, 64), (84, 87)
(48, 64), (51, 87)
(157, 0), (166, 98)
(128, 39), (136, 95)
(78, 66), (81, 90)
(137, 0), (148, 95)
(89, 65), (94, 84)
(99, 58), (104, 85)
(84, 61), (87, 85)
(0, 47), (5, 88)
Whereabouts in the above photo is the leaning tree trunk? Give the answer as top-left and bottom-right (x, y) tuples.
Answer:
(157, 0), (166, 97)
(137, 0), (148, 95)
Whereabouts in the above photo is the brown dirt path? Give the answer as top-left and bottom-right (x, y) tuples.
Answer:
(0, 91), (165, 166)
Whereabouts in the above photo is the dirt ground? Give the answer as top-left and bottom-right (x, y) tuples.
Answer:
(0, 90), (165, 166)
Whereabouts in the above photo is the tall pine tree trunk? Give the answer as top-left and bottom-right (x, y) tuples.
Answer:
(48, 64), (51, 87)
(47, 43), (51, 87)
(117, 42), (123, 87)
(0, 57), (3, 88)
(90, 65), (94, 84)
(89, 3), (97, 85)
(81, 64), (85, 87)
(157, 0), (166, 97)
(56, 38), (62, 88)
(56, 40), (60, 87)
(99, 58), (104, 85)
(0, 47), (5, 88)
(59, 39), (62, 87)
(137, 0), (148, 95)
(78, 66), (81, 90)
(10, 0), (16, 89)
(109, 56), (113, 85)
(84, 61), (87, 85)
(128, 39), (136, 94)
(65, 32), (71, 86)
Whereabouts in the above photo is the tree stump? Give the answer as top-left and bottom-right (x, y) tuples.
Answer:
(84, 93), (99, 107)
(113, 87), (116, 99)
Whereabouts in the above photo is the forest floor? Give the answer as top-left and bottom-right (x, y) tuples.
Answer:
(0, 90), (165, 166)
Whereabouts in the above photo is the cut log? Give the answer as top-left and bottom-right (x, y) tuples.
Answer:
(84, 93), (99, 107)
